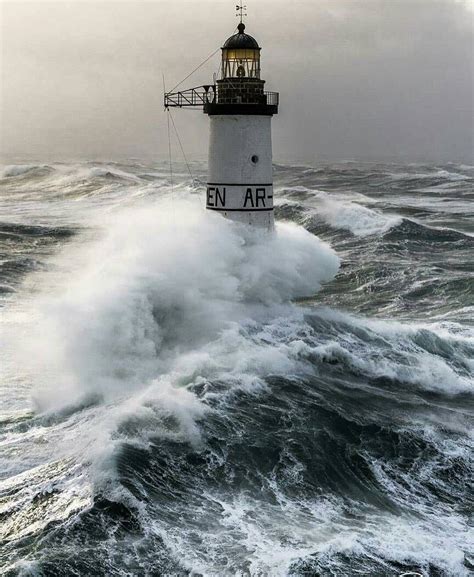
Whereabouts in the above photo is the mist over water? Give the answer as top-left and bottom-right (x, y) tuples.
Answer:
(0, 160), (473, 576)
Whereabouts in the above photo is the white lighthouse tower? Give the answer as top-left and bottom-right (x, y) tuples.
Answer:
(164, 11), (279, 230)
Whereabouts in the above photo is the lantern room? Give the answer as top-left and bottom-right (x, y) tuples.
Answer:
(221, 23), (261, 79)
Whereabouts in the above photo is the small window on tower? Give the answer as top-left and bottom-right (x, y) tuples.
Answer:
(251, 155), (259, 164)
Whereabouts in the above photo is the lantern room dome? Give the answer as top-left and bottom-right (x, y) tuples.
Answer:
(223, 23), (260, 50)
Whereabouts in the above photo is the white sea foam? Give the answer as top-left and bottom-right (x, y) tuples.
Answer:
(435, 169), (469, 181)
(1, 164), (47, 178)
(0, 163), (144, 189)
(36, 165), (144, 190)
(275, 186), (401, 236)
(388, 169), (468, 182)
(22, 198), (339, 417)
(152, 472), (472, 576)
(310, 308), (474, 395)
(312, 193), (401, 236)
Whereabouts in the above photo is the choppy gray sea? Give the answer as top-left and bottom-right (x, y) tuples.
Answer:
(0, 160), (473, 576)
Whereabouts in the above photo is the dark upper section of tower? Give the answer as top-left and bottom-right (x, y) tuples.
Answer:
(222, 23), (260, 50)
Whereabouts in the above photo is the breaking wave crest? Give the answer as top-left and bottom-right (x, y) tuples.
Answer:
(312, 193), (401, 236)
(1, 164), (50, 178)
(25, 198), (339, 414)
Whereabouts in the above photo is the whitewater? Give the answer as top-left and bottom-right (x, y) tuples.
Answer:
(0, 159), (473, 576)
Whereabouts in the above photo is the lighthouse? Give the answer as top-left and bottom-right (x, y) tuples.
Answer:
(164, 11), (279, 230)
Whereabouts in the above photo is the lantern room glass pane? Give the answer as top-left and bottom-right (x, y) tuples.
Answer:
(221, 48), (261, 79)
(224, 49), (259, 60)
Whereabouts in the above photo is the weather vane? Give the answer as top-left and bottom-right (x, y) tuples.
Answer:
(236, 1), (247, 24)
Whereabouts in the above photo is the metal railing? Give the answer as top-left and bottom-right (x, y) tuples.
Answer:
(165, 85), (279, 109)
(265, 92), (279, 106)
(164, 86), (214, 109)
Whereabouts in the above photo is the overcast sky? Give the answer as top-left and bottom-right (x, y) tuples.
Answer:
(1, 0), (473, 163)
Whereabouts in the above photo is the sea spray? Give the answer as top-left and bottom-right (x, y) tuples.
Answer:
(23, 198), (339, 415)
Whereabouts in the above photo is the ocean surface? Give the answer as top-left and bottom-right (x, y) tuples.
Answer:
(0, 160), (473, 576)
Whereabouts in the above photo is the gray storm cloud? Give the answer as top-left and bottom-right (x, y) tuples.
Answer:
(1, 0), (473, 162)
